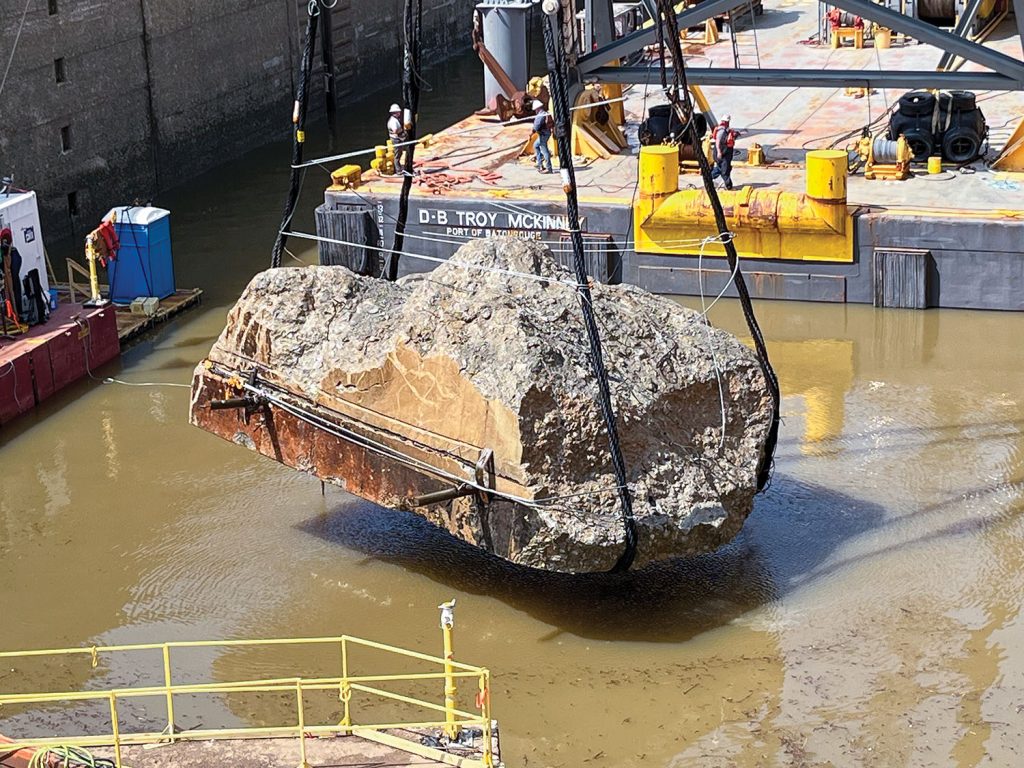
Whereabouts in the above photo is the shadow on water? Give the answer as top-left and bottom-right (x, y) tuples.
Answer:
(299, 473), (886, 643)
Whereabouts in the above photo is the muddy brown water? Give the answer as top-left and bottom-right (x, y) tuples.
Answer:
(2, 50), (1024, 768)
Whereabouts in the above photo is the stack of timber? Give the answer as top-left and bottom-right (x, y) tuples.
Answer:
(189, 238), (773, 572)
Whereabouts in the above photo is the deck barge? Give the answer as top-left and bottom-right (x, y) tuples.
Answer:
(0, 290), (202, 427)
(316, 0), (1024, 310)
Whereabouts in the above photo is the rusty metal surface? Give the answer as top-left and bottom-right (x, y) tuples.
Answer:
(190, 368), (535, 558)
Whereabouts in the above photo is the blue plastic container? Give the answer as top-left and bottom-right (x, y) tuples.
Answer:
(48, 288), (58, 310)
(105, 206), (175, 304)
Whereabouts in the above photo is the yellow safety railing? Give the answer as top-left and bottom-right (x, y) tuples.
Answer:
(0, 603), (494, 768)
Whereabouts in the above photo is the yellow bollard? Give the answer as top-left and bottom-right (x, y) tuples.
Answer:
(638, 145), (680, 197)
(804, 149), (848, 233)
(439, 599), (460, 740)
(875, 26), (891, 49)
(927, 155), (943, 174)
(747, 143), (765, 166)
(806, 149), (848, 200)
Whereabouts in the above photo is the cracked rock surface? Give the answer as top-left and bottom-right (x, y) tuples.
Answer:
(194, 237), (773, 572)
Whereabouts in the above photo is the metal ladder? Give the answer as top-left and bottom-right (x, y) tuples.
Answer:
(729, 0), (762, 69)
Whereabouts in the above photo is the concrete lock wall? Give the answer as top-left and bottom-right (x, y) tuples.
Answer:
(0, 0), (474, 242)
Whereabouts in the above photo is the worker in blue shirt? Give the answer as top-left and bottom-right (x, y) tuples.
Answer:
(532, 100), (554, 174)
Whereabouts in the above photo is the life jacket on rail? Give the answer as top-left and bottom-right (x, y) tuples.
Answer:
(89, 218), (120, 267)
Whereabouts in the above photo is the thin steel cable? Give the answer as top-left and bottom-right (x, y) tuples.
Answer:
(0, 0), (31, 108)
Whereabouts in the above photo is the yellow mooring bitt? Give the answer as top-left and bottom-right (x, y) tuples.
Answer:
(634, 146), (854, 263)
(0, 605), (496, 768)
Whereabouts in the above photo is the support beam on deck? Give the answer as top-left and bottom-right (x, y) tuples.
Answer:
(589, 66), (1020, 89)
(832, 0), (1024, 80)
(579, 0), (741, 70)
(585, 0), (617, 49)
(937, 0), (985, 71)
(580, 0), (1024, 87)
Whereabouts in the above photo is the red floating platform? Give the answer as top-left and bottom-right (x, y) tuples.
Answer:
(0, 304), (121, 427)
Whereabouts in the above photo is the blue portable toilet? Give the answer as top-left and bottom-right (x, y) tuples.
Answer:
(105, 206), (175, 304)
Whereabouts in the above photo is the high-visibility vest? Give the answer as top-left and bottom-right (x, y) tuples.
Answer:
(713, 125), (737, 152)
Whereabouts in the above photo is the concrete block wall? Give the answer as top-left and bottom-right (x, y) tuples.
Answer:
(0, 0), (157, 241)
(0, 0), (478, 243)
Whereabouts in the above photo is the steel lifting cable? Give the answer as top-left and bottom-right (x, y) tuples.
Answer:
(384, 0), (423, 281)
(271, 5), (320, 269)
(655, 0), (780, 491)
(542, 7), (638, 573)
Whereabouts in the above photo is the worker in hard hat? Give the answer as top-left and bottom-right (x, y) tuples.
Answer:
(0, 227), (24, 325)
(710, 114), (739, 190)
(387, 103), (407, 175)
(532, 100), (554, 174)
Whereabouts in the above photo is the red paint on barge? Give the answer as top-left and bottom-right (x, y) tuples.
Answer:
(0, 303), (120, 426)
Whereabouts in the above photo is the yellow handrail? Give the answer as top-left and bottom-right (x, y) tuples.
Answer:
(0, 611), (495, 767)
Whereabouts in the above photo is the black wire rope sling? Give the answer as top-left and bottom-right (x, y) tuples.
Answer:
(271, 3), (321, 269)
(541, 6), (638, 572)
(383, 0), (423, 281)
(654, 0), (780, 491)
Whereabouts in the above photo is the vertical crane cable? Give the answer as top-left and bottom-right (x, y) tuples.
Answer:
(543, 6), (638, 573)
(655, 0), (780, 490)
(384, 0), (423, 281)
(271, 4), (320, 269)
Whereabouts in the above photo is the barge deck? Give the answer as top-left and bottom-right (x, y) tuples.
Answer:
(1, 290), (202, 427)
(317, 0), (1024, 309)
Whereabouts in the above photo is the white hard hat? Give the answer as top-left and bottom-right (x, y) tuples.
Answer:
(532, 100), (544, 110)
(389, 103), (401, 113)
(721, 114), (732, 122)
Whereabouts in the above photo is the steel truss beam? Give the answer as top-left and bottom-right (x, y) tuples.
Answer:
(589, 65), (1020, 89)
(585, 0), (616, 49)
(1015, 0), (1024, 54)
(937, 0), (985, 71)
(834, 0), (1023, 80)
(578, 0), (741, 71)
(580, 0), (1024, 87)
(637, 0), (659, 20)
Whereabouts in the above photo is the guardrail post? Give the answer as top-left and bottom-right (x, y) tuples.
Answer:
(296, 680), (311, 768)
(339, 638), (352, 731)
(162, 644), (176, 742)
(438, 599), (460, 740)
(107, 692), (123, 767)
(480, 671), (494, 767)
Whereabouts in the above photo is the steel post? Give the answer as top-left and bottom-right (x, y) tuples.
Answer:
(107, 693), (123, 768)
(585, 0), (616, 49)
(478, 2), (533, 105)
(1014, 0), (1024, 50)
(340, 638), (351, 729)
(296, 681), (311, 768)
(162, 645), (175, 743)
(439, 600), (459, 740)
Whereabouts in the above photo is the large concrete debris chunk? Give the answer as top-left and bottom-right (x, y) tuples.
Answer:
(190, 237), (773, 572)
